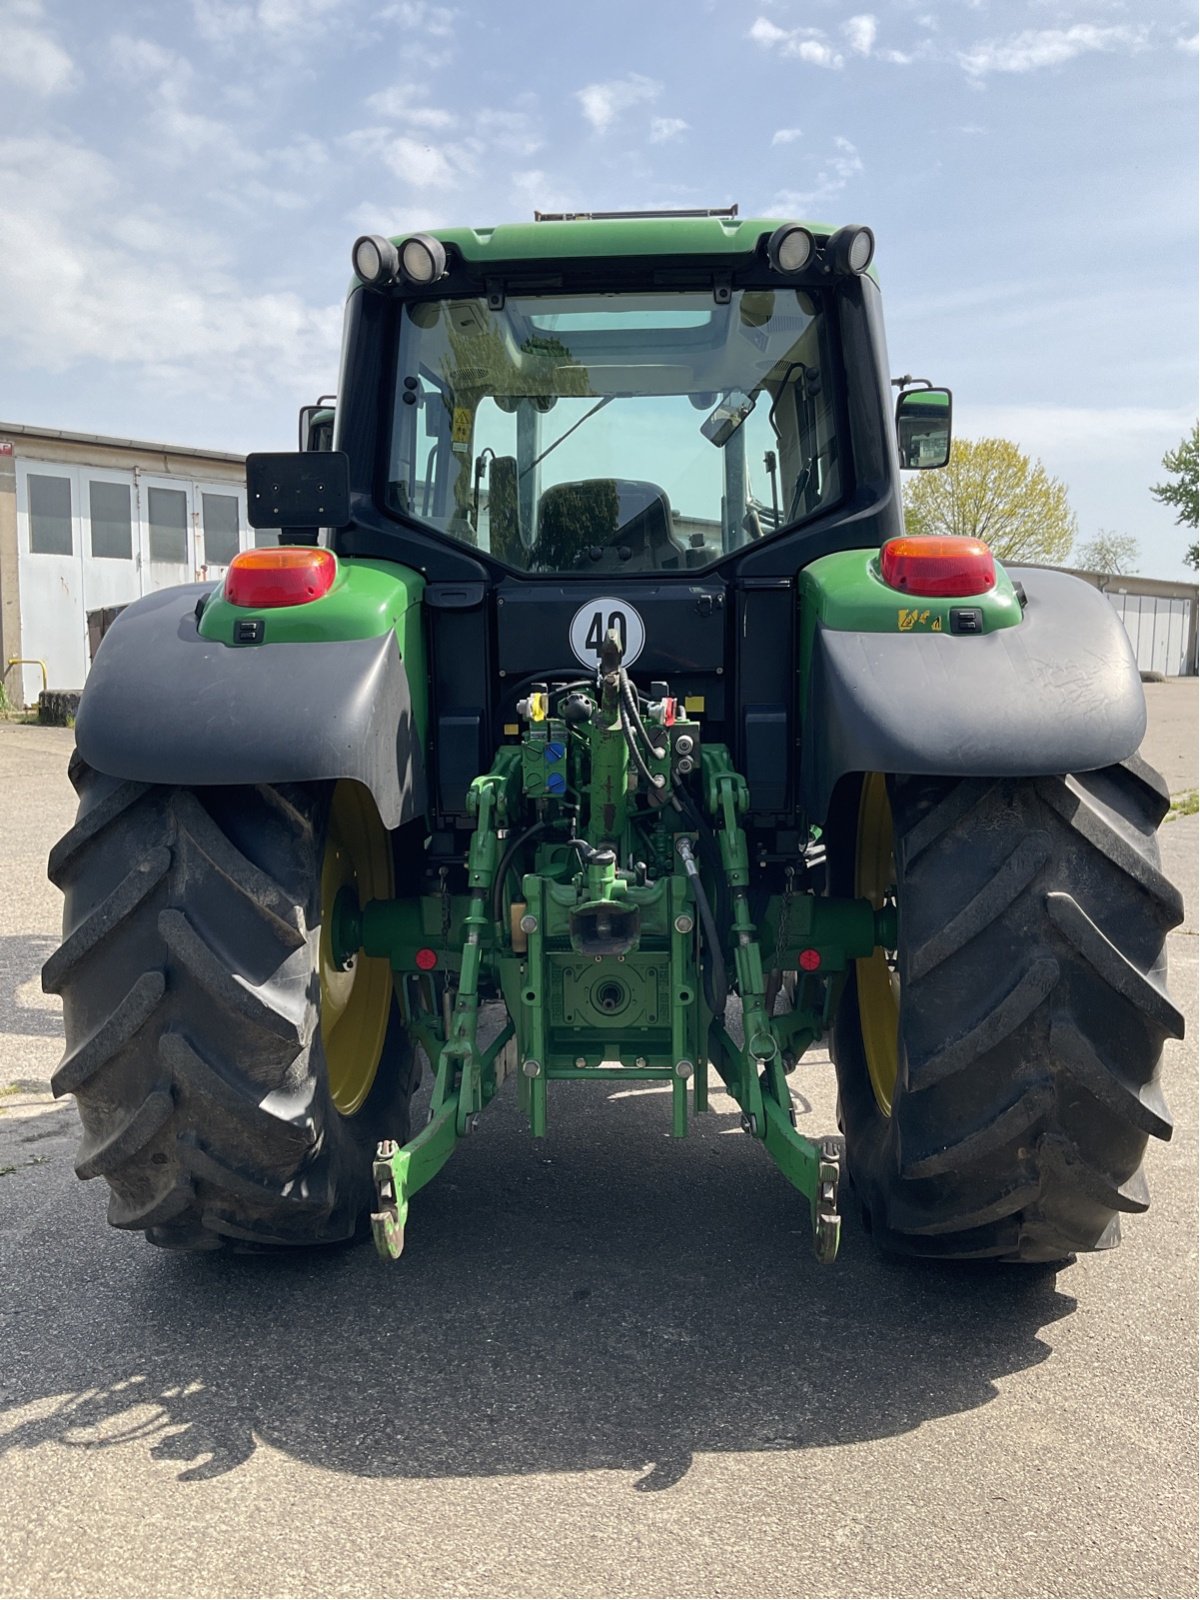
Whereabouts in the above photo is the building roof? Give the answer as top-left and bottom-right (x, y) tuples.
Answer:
(0, 420), (243, 465)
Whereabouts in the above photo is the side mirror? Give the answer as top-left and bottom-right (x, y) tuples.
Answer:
(701, 389), (757, 448)
(896, 386), (952, 469)
(299, 407), (335, 453)
(246, 451), (351, 543)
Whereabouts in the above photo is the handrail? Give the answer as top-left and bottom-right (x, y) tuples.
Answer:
(5, 658), (48, 699)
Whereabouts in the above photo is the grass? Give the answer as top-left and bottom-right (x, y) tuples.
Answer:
(1167, 789), (1198, 821)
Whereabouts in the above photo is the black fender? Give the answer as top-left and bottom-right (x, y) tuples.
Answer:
(802, 566), (1146, 822)
(74, 584), (426, 829)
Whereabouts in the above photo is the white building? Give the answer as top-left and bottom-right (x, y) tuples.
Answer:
(0, 421), (271, 707)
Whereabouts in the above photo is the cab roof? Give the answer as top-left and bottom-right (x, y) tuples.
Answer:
(404, 214), (835, 265)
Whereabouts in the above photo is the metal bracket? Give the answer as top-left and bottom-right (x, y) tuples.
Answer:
(370, 1139), (407, 1260)
(813, 1138), (842, 1266)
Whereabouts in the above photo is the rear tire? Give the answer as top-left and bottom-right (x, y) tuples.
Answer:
(830, 758), (1184, 1263)
(43, 757), (415, 1251)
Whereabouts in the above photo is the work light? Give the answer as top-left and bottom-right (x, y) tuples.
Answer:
(398, 233), (448, 285)
(766, 223), (815, 274)
(352, 234), (400, 286)
(827, 224), (875, 275)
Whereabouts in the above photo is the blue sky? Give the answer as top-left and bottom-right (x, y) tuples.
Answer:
(0, 0), (1195, 576)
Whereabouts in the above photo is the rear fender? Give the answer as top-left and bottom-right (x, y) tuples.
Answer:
(74, 562), (427, 829)
(800, 555), (1145, 824)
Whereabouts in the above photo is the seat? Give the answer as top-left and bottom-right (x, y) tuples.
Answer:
(533, 479), (684, 572)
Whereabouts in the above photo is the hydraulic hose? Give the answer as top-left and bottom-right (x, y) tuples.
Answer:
(619, 695), (666, 794)
(619, 670), (665, 759)
(675, 835), (729, 1016)
(490, 820), (549, 928)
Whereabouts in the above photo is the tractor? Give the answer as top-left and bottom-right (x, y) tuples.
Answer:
(44, 208), (1184, 1265)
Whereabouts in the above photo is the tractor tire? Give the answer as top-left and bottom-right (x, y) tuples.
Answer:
(830, 758), (1184, 1263)
(42, 756), (416, 1251)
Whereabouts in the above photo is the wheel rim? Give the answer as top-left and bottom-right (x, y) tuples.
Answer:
(319, 782), (394, 1116)
(855, 772), (900, 1117)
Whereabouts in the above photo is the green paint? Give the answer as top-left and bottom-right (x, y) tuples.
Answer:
(384, 215), (836, 267)
(796, 545), (1024, 712)
(360, 671), (905, 1265)
(198, 556), (424, 646)
(799, 546), (1023, 635)
(197, 555), (429, 747)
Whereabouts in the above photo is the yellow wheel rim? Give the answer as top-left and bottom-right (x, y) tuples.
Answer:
(319, 782), (394, 1116)
(855, 773), (900, 1117)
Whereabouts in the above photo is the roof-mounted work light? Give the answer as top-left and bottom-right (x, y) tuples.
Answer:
(398, 233), (448, 285)
(827, 224), (875, 275)
(352, 234), (400, 287)
(766, 222), (816, 274)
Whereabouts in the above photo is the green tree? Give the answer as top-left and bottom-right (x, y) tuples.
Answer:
(902, 437), (1077, 563)
(1075, 530), (1140, 576)
(1149, 423), (1198, 566)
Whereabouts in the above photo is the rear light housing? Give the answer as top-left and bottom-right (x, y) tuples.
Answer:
(880, 536), (995, 598)
(225, 547), (337, 609)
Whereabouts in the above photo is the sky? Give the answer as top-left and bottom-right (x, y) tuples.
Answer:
(0, 0), (1195, 578)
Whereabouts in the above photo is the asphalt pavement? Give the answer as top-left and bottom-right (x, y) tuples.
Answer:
(0, 685), (1196, 1600)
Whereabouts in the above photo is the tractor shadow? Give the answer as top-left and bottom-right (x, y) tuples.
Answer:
(0, 1078), (1077, 1490)
(0, 934), (63, 1041)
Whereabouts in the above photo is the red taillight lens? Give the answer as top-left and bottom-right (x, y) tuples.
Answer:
(880, 536), (995, 597)
(225, 547), (337, 608)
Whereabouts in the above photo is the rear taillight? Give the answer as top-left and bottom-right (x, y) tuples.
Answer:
(880, 536), (995, 597)
(225, 547), (337, 608)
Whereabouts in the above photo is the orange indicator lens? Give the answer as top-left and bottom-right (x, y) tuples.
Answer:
(225, 547), (336, 608)
(880, 536), (995, 597)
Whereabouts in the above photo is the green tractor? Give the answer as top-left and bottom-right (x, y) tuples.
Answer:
(44, 209), (1183, 1265)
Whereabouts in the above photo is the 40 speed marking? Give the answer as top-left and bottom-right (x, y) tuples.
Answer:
(569, 597), (646, 666)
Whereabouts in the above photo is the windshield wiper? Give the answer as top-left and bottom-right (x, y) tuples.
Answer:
(519, 396), (614, 479)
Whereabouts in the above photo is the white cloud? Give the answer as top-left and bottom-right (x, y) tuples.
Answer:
(190, 0), (351, 45)
(151, 77), (265, 173)
(106, 33), (189, 81)
(773, 136), (863, 212)
(368, 3), (458, 66)
(748, 16), (843, 69)
(959, 23), (1148, 77)
(380, 134), (464, 187)
(843, 14), (877, 56)
(475, 107), (544, 158)
(0, 135), (341, 403)
(366, 85), (457, 128)
(345, 199), (449, 234)
(576, 72), (661, 133)
(1177, 32), (1199, 53)
(0, 0), (78, 95)
(272, 133), (330, 172)
(343, 126), (478, 188)
(649, 117), (689, 144)
(772, 127), (803, 145)
(510, 168), (576, 216)
(375, 0), (455, 35)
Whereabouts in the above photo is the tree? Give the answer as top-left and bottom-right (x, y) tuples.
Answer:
(1149, 424), (1198, 565)
(1075, 530), (1140, 577)
(903, 437), (1077, 563)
